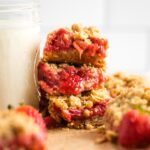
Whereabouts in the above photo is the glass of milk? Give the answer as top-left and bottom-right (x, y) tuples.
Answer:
(0, 0), (40, 109)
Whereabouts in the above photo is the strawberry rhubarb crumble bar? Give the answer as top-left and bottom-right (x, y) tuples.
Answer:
(47, 88), (110, 129)
(39, 88), (110, 129)
(38, 61), (106, 96)
(43, 24), (108, 69)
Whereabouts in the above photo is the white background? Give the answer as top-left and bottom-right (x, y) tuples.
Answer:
(40, 0), (150, 73)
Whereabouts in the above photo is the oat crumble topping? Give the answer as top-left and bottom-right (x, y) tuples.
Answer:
(0, 111), (41, 140)
(105, 72), (150, 132)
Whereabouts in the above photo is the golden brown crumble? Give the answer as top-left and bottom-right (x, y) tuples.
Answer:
(48, 23), (101, 45)
(67, 116), (104, 129)
(71, 24), (101, 40)
(104, 72), (150, 139)
(47, 88), (110, 112)
(105, 72), (148, 98)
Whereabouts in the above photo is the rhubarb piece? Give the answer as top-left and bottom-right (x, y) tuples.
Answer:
(43, 24), (108, 68)
(118, 110), (150, 148)
(38, 61), (106, 96)
(45, 88), (110, 129)
(0, 110), (47, 150)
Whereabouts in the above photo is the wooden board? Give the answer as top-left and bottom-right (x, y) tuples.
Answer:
(47, 128), (130, 150)
(47, 129), (150, 150)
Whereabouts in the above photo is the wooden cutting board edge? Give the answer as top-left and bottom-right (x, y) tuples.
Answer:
(46, 128), (145, 150)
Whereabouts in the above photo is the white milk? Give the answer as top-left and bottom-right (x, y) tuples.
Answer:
(0, 26), (40, 109)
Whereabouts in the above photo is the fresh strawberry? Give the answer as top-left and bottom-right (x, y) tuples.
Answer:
(16, 105), (47, 134)
(118, 110), (150, 148)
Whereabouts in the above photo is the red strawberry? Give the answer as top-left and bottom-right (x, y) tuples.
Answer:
(118, 110), (150, 148)
(16, 105), (47, 135)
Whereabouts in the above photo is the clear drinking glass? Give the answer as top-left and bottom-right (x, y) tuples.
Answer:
(0, 0), (40, 109)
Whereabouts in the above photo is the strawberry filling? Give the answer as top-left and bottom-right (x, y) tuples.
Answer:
(52, 99), (109, 122)
(38, 62), (105, 95)
(46, 28), (73, 51)
(44, 28), (108, 58)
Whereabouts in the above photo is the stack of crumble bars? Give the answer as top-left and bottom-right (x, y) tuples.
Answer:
(38, 24), (110, 129)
